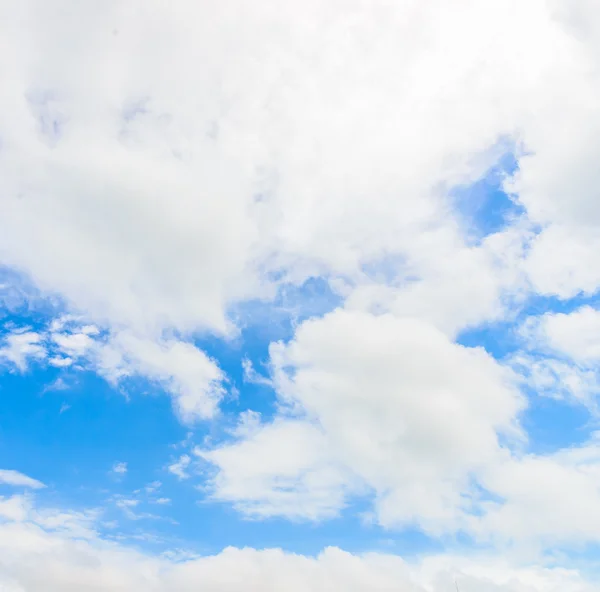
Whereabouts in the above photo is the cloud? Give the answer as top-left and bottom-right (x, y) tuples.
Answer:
(201, 309), (524, 532)
(199, 414), (356, 520)
(111, 462), (128, 476)
(531, 306), (600, 364)
(200, 308), (600, 549)
(2, 0), (600, 578)
(513, 306), (600, 407)
(0, 0), (591, 425)
(145, 481), (162, 494)
(114, 497), (142, 520)
(475, 433), (600, 548)
(0, 0), (566, 342)
(0, 329), (46, 371)
(0, 469), (45, 490)
(97, 332), (226, 422)
(52, 327), (227, 422)
(0, 493), (594, 592)
(168, 455), (191, 480)
(0, 320), (227, 423)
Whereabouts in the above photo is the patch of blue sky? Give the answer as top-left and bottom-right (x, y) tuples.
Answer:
(521, 394), (594, 454)
(232, 275), (343, 333)
(458, 319), (597, 456)
(0, 354), (448, 557)
(100, 489), (446, 558)
(552, 544), (600, 581)
(518, 292), (600, 318)
(157, 496), (443, 558)
(0, 369), (182, 491)
(451, 151), (524, 243)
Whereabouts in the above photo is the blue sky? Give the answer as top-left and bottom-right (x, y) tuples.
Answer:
(1, 1), (600, 591)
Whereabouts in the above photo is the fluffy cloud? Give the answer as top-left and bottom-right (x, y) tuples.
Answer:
(0, 0), (570, 341)
(199, 414), (356, 520)
(3, 0), (600, 582)
(200, 308), (600, 549)
(201, 309), (524, 532)
(96, 332), (226, 422)
(0, 493), (594, 592)
(514, 306), (600, 406)
(0, 330), (46, 371)
(1, 0), (593, 416)
(0, 321), (226, 422)
(475, 433), (600, 548)
(512, 0), (600, 300)
(530, 307), (600, 364)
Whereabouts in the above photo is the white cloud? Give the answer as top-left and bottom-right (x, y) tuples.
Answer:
(513, 306), (600, 406)
(114, 497), (141, 520)
(98, 333), (226, 422)
(199, 415), (356, 520)
(0, 0), (592, 433)
(474, 433), (600, 548)
(145, 481), (162, 494)
(0, 0), (571, 342)
(0, 469), (45, 490)
(51, 330), (96, 358)
(533, 307), (600, 364)
(2, 0), (600, 574)
(507, 0), (600, 300)
(111, 462), (128, 476)
(509, 353), (598, 404)
(201, 309), (524, 532)
(0, 330), (47, 371)
(1, 321), (227, 423)
(168, 455), (191, 480)
(0, 319), (227, 423)
(0, 493), (594, 592)
(48, 355), (73, 367)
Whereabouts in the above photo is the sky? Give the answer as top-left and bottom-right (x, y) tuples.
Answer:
(1, 0), (600, 590)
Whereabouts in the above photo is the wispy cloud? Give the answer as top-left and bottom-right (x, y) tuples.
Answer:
(0, 469), (45, 490)
(167, 455), (191, 480)
(111, 462), (128, 476)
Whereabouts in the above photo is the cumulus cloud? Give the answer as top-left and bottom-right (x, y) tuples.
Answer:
(0, 0), (594, 411)
(3, 0), (600, 582)
(0, 493), (594, 592)
(201, 308), (600, 550)
(0, 0), (564, 341)
(475, 433), (600, 548)
(199, 414), (356, 520)
(201, 309), (524, 532)
(531, 307), (600, 364)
